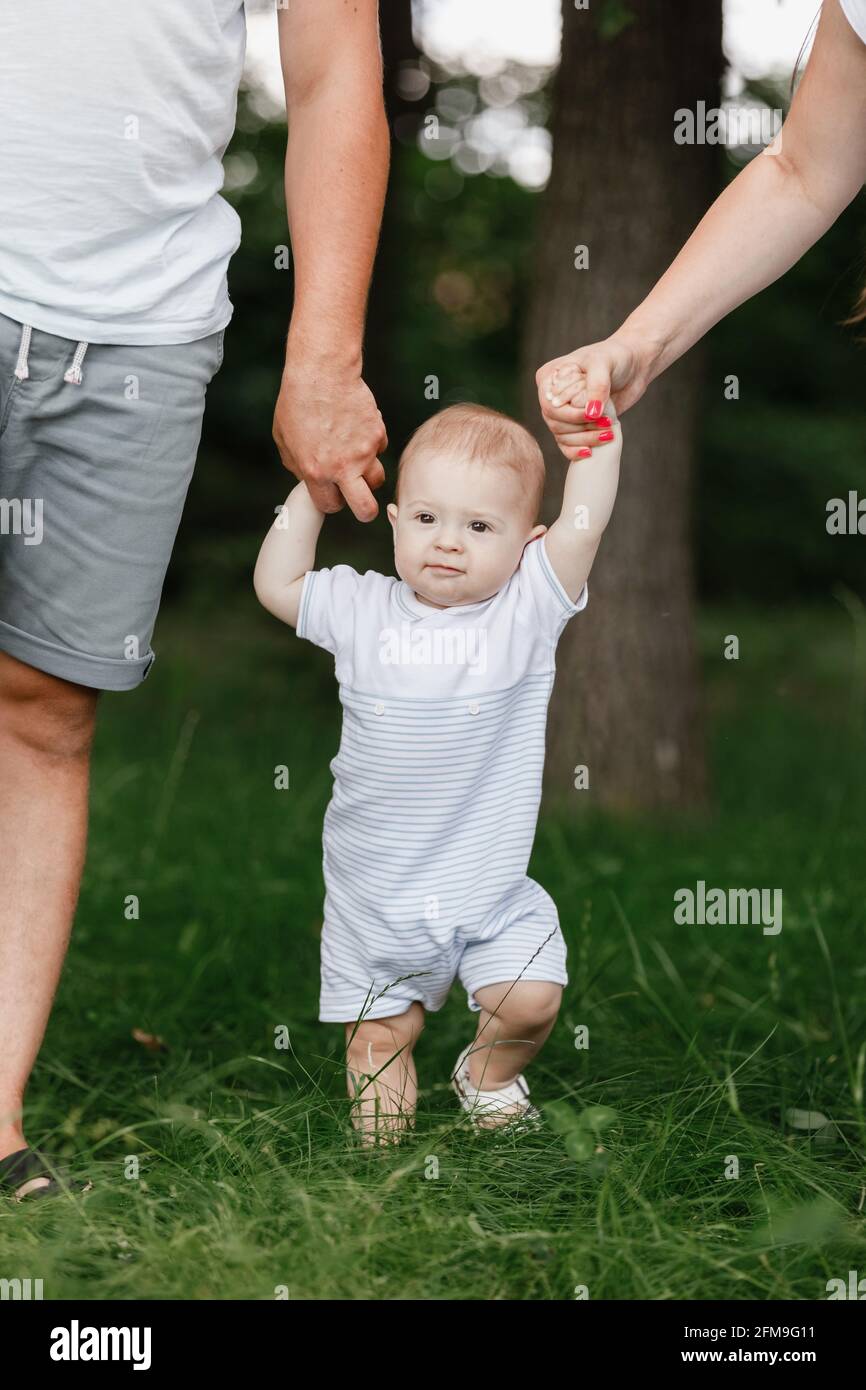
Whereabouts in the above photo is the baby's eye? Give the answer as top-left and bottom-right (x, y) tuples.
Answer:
(416, 513), (436, 524)
(469, 521), (490, 533)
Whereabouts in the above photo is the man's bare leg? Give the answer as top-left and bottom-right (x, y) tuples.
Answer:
(0, 650), (98, 1174)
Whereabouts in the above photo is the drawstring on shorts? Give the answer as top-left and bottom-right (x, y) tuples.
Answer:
(13, 322), (89, 385)
(63, 340), (88, 385)
(13, 323), (32, 380)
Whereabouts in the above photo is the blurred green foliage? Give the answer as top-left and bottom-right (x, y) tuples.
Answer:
(701, 167), (866, 600)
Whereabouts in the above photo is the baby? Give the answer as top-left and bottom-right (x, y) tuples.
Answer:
(254, 402), (622, 1145)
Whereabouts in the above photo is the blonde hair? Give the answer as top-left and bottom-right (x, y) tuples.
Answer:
(395, 403), (546, 524)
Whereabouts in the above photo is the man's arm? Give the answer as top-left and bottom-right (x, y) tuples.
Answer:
(254, 482), (325, 628)
(543, 417), (623, 602)
(273, 0), (390, 521)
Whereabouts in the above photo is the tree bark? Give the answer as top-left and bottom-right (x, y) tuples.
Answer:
(364, 0), (423, 454)
(521, 0), (721, 816)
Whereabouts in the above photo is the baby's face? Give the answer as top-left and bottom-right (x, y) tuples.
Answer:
(386, 450), (545, 609)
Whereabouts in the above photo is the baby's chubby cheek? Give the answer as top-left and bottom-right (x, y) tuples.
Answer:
(393, 532), (421, 582)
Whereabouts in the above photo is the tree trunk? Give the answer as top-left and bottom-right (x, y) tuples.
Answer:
(364, 0), (422, 454)
(521, 0), (721, 816)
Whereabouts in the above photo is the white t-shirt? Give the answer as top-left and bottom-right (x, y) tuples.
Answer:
(840, 0), (866, 44)
(298, 532), (587, 695)
(297, 534), (588, 948)
(0, 1), (248, 344)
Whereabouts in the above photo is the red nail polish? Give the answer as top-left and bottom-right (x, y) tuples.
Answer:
(597, 416), (611, 426)
(585, 400), (603, 419)
(577, 447), (592, 458)
(598, 429), (614, 442)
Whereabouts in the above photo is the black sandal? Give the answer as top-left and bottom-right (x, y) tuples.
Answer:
(0, 1147), (93, 1202)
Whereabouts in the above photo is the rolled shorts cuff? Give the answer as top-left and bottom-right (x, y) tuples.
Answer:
(462, 965), (569, 1013)
(0, 616), (155, 691)
(319, 993), (446, 1024)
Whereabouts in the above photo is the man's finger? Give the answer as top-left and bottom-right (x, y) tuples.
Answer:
(362, 457), (387, 492)
(339, 473), (379, 523)
(304, 478), (345, 514)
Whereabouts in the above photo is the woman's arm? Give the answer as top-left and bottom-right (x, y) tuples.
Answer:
(539, 0), (866, 457)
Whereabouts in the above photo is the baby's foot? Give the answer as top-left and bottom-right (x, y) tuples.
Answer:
(451, 1045), (542, 1133)
(349, 1089), (415, 1147)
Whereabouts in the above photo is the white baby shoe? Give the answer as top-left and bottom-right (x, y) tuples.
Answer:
(451, 1043), (543, 1134)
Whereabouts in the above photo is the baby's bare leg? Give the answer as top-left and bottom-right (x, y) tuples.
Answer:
(344, 1002), (425, 1146)
(467, 982), (562, 1122)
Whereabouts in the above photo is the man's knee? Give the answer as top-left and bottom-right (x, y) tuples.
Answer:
(345, 1003), (426, 1062)
(0, 651), (99, 760)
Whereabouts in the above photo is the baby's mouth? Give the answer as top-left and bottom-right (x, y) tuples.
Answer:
(427, 563), (464, 575)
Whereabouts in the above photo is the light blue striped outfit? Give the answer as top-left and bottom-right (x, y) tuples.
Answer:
(297, 534), (588, 1023)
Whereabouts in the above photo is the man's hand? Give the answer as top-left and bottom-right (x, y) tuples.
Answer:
(273, 358), (388, 522)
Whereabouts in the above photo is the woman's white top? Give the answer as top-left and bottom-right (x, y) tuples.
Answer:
(840, 0), (866, 44)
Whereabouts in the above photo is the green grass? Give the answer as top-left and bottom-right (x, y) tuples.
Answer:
(2, 580), (865, 1300)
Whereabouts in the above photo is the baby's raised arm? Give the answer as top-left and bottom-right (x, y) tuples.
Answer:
(253, 481), (325, 628)
(542, 413), (623, 603)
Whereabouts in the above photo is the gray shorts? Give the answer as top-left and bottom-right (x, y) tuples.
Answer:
(0, 310), (224, 690)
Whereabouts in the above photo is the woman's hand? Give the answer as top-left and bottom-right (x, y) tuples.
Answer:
(535, 334), (652, 461)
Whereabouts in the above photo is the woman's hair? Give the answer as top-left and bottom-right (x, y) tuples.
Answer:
(843, 282), (866, 328)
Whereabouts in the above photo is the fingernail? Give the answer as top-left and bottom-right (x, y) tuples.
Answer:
(577, 447), (593, 458)
(598, 429), (614, 442)
(585, 400), (603, 419)
(597, 416), (611, 427)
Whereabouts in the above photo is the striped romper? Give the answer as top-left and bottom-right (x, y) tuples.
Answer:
(296, 533), (588, 1023)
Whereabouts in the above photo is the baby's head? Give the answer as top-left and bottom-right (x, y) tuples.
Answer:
(386, 403), (547, 609)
